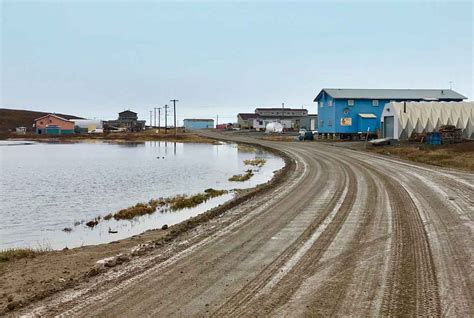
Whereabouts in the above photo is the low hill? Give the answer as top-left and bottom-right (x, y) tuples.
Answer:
(0, 108), (84, 132)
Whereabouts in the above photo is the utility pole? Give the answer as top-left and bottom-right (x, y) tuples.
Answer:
(170, 99), (179, 137)
(157, 107), (161, 133)
(154, 107), (159, 127)
(449, 81), (453, 90)
(280, 102), (285, 124)
(164, 104), (169, 134)
(149, 110), (153, 128)
(216, 114), (219, 128)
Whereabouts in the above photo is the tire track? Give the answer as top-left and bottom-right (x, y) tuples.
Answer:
(380, 173), (441, 316)
(213, 152), (358, 316)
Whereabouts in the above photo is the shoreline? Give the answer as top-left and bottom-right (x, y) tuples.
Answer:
(0, 138), (293, 314)
(1, 130), (218, 144)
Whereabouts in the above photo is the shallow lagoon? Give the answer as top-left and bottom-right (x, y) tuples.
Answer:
(0, 141), (284, 249)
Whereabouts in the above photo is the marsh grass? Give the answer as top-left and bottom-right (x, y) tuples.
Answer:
(229, 169), (254, 182)
(244, 158), (266, 167)
(79, 189), (228, 226)
(165, 189), (228, 211)
(113, 199), (163, 220)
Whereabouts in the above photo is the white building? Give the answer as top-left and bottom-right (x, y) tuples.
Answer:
(381, 101), (473, 140)
(73, 119), (103, 133)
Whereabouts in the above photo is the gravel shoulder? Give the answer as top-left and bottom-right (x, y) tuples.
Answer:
(7, 131), (474, 317)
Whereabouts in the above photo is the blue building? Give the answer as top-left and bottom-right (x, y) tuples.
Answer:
(183, 118), (214, 129)
(313, 88), (466, 139)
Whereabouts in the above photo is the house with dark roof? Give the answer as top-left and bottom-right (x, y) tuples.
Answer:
(237, 108), (317, 131)
(104, 110), (146, 132)
(313, 88), (467, 138)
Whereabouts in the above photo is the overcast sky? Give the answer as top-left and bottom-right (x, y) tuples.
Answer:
(1, 1), (472, 124)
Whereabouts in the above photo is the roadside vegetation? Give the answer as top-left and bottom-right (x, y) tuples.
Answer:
(0, 246), (51, 263)
(370, 141), (474, 171)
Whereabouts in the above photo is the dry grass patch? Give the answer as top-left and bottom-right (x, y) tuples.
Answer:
(261, 135), (294, 142)
(0, 247), (50, 263)
(371, 142), (474, 171)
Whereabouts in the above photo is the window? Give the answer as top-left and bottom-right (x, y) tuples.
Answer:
(328, 100), (333, 107)
(328, 119), (333, 127)
(372, 100), (379, 106)
(320, 120), (324, 127)
(348, 99), (354, 106)
(319, 101), (324, 108)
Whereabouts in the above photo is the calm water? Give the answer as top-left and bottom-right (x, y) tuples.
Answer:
(0, 141), (284, 250)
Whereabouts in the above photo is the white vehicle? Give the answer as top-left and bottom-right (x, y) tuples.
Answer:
(88, 128), (104, 134)
(299, 128), (307, 135)
(265, 122), (283, 134)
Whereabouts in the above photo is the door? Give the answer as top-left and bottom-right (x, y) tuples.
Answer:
(383, 116), (394, 138)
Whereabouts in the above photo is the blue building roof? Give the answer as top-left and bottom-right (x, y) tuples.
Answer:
(314, 88), (467, 101)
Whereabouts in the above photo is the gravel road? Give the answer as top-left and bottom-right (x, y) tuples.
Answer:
(23, 132), (473, 317)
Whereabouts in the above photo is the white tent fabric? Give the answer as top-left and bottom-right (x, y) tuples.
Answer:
(265, 122), (283, 133)
(381, 101), (474, 140)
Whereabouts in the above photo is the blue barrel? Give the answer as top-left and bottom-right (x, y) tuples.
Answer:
(427, 132), (441, 145)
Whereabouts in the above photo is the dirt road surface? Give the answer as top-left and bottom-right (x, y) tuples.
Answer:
(21, 132), (473, 317)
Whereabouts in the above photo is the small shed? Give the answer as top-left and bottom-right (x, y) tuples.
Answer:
(183, 119), (214, 129)
(16, 127), (27, 134)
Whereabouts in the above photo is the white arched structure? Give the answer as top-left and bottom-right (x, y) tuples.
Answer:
(381, 101), (473, 140)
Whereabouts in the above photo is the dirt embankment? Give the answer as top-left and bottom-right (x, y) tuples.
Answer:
(0, 141), (292, 315)
(0, 108), (83, 133)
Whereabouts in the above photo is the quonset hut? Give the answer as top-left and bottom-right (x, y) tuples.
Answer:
(381, 101), (474, 140)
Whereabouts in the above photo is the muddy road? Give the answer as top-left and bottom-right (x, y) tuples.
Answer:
(22, 132), (473, 317)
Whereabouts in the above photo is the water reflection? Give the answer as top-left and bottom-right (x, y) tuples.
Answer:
(0, 141), (284, 249)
